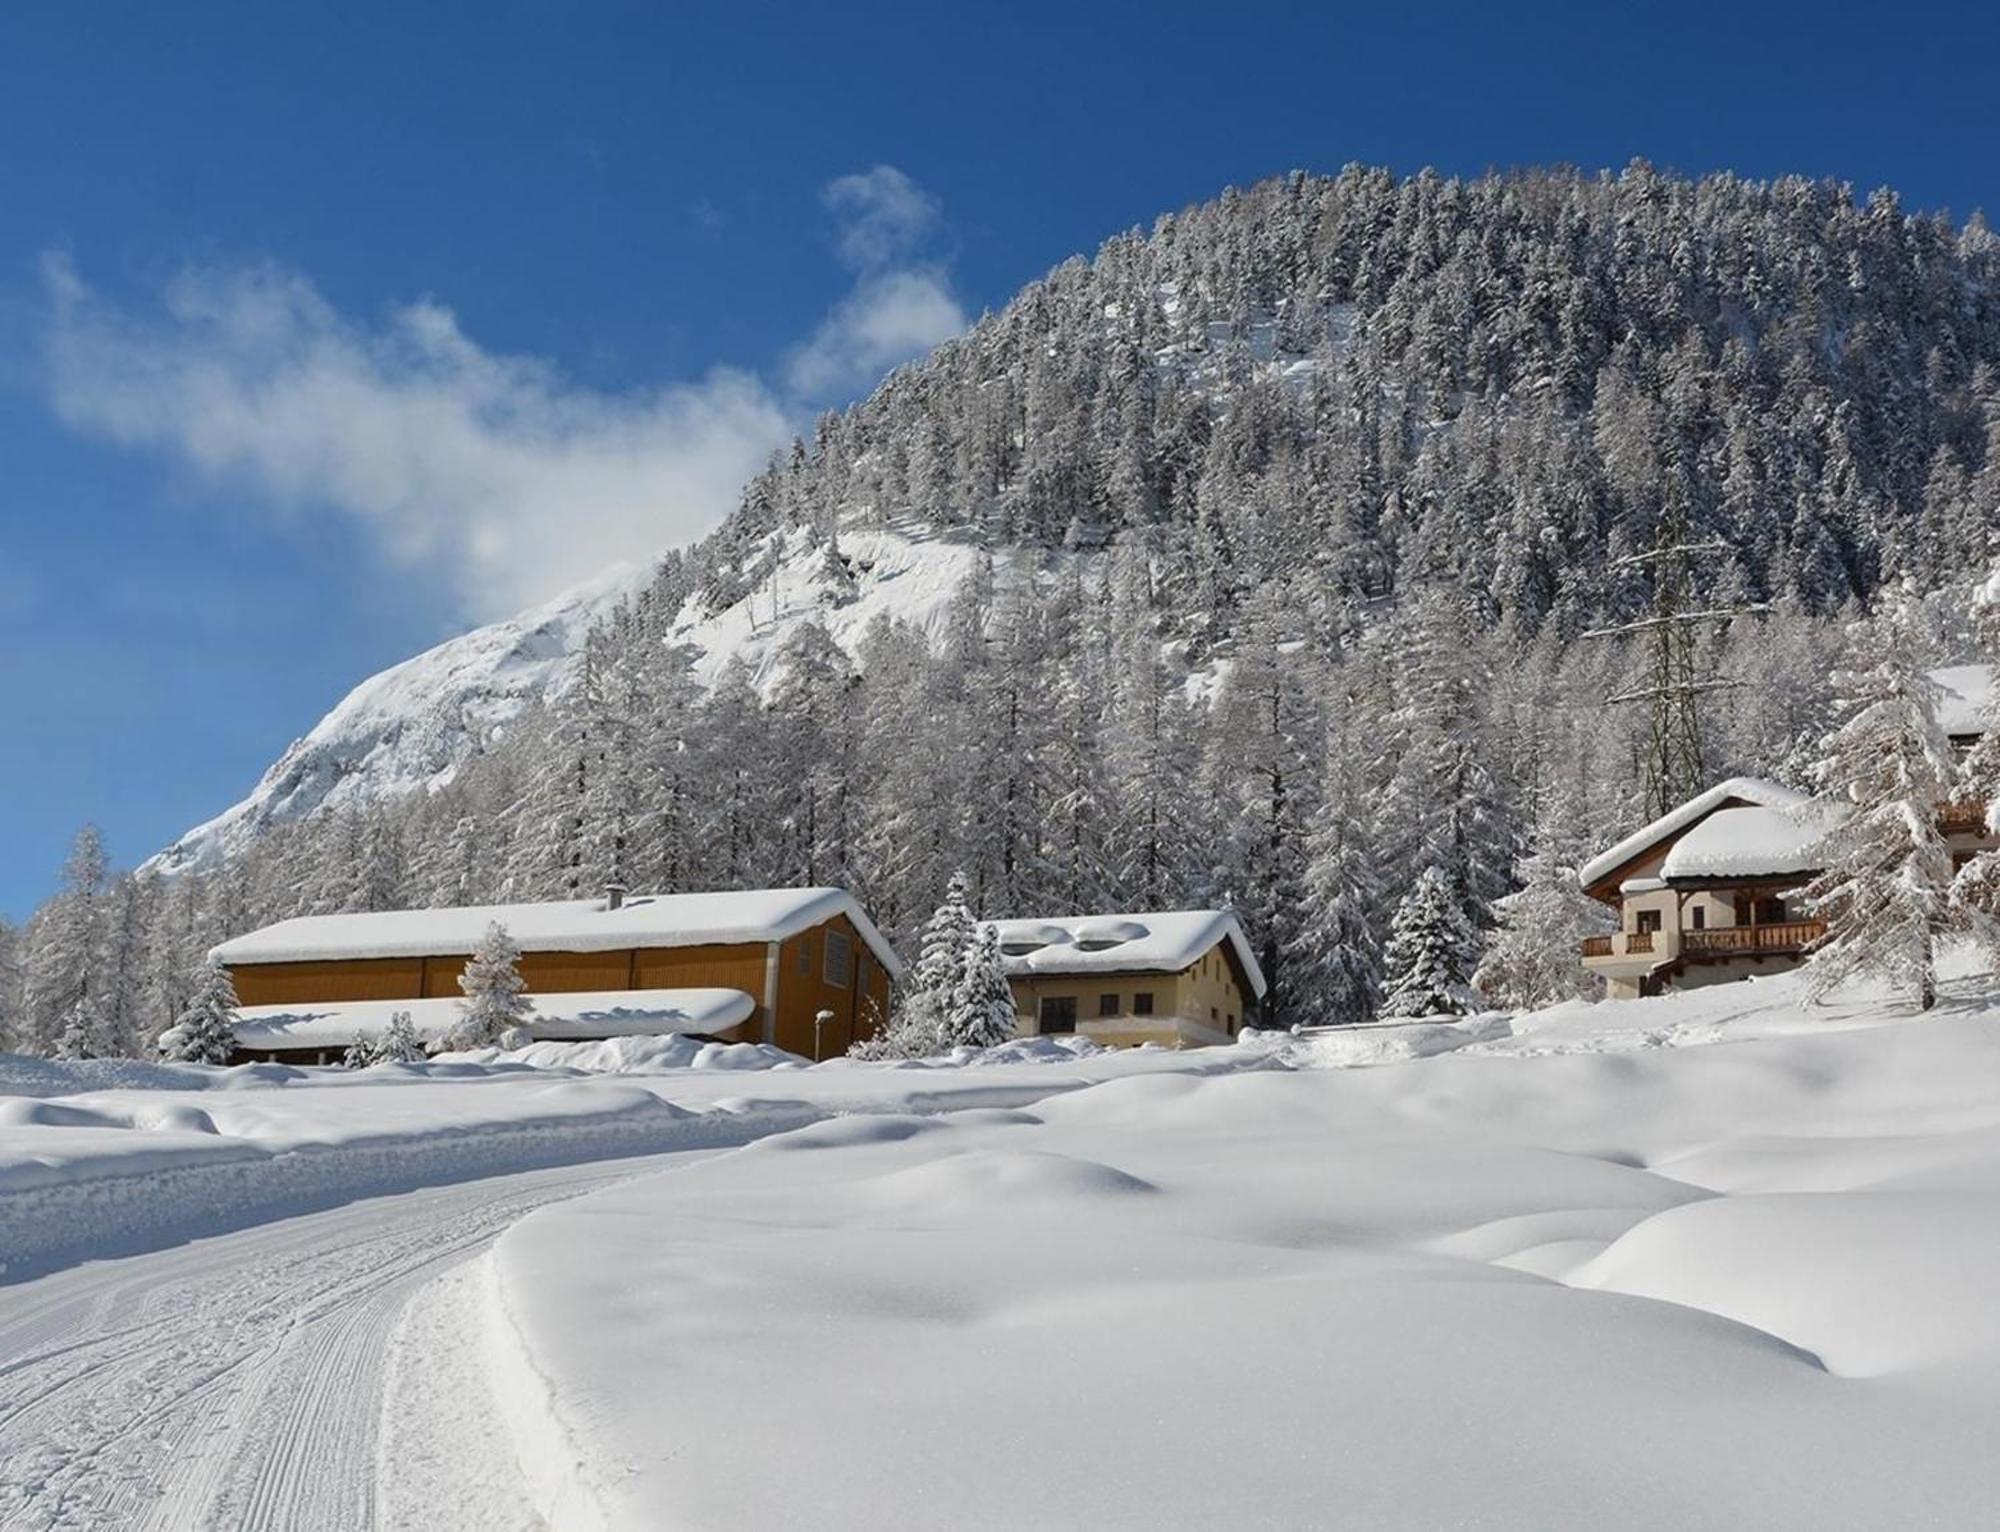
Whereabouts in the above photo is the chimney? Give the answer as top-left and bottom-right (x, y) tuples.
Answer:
(606, 883), (627, 911)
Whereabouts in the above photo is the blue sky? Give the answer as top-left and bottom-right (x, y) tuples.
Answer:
(3, 0), (1998, 917)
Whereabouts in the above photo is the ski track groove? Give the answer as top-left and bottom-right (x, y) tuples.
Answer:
(0, 1153), (695, 1531)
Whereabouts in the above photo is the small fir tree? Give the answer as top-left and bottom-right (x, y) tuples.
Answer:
(446, 922), (534, 1050)
(1803, 586), (1961, 1011)
(162, 957), (240, 1064)
(914, 871), (977, 1000)
(948, 924), (1019, 1049)
(1379, 867), (1481, 1019)
(377, 1010), (427, 1062)
(342, 1034), (380, 1070)
(52, 997), (104, 1061)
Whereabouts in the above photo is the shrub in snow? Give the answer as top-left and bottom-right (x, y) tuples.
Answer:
(161, 957), (241, 1065)
(1803, 584), (1966, 1012)
(1379, 867), (1480, 1019)
(445, 922), (534, 1051)
(344, 1010), (426, 1069)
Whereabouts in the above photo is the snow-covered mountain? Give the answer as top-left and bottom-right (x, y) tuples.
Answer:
(147, 563), (650, 873)
(150, 525), (1007, 872)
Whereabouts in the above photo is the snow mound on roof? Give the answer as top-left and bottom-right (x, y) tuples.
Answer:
(982, 911), (1267, 997)
(229, 987), (756, 1052)
(1579, 778), (1810, 889)
(1659, 802), (1838, 880)
(213, 887), (905, 979)
(1934, 664), (1996, 738)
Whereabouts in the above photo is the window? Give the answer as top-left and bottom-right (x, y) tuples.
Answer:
(1132, 992), (1155, 1016)
(823, 929), (852, 987)
(1039, 996), (1076, 1034)
(1755, 898), (1786, 925)
(1227, 1014), (1236, 1033)
(1691, 906), (1706, 931)
(1636, 909), (1663, 934)
(1098, 993), (1120, 1018)
(1210, 1007), (1219, 1022)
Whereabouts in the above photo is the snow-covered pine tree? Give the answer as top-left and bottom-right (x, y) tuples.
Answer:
(850, 873), (981, 1059)
(162, 957), (240, 1064)
(446, 922), (534, 1050)
(914, 870), (976, 1001)
(342, 1034), (380, 1070)
(52, 996), (105, 1060)
(1802, 583), (1962, 1011)
(948, 924), (1019, 1050)
(1379, 866), (1480, 1019)
(377, 1009), (427, 1063)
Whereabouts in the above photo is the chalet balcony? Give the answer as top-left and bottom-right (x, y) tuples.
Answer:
(1940, 802), (1989, 836)
(1581, 918), (1825, 966)
(1682, 919), (1825, 956)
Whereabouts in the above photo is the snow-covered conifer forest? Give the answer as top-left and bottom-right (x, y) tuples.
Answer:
(7, 161), (2000, 1054)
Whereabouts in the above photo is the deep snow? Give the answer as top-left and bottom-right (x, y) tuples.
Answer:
(10, 964), (2000, 1527)
(484, 964), (2000, 1529)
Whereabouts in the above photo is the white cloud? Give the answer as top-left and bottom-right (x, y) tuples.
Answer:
(39, 165), (967, 623)
(784, 268), (966, 399)
(822, 164), (940, 271)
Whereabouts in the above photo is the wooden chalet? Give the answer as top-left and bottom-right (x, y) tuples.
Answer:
(209, 887), (903, 1063)
(1579, 667), (1997, 998)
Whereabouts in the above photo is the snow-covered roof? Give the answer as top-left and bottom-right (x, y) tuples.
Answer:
(212, 888), (906, 979)
(1579, 778), (1810, 890)
(1934, 664), (1996, 739)
(1657, 803), (1837, 881)
(978, 910), (1267, 999)
(227, 987), (757, 1051)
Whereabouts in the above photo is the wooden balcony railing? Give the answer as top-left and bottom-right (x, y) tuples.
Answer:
(1940, 802), (1988, 835)
(1626, 931), (1655, 954)
(1581, 934), (1613, 958)
(1683, 919), (1825, 956)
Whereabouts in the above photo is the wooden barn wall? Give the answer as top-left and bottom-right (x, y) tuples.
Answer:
(231, 957), (426, 1007)
(772, 915), (892, 1060)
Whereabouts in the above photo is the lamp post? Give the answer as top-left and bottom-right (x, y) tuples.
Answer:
(814, 1008), (835, 1061)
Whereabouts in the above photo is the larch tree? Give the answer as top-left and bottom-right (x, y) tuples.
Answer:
(1473, 839), (1609, 1010)
(162, 957), (241, 1065)
(447, 922), (534, 1050)
(1379, 866), (1481, 1019)
(1802, 584), (1962, 1011)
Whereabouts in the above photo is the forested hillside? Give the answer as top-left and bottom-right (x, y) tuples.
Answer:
(7, 161), (2000, 1053)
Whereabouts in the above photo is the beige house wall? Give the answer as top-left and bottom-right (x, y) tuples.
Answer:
(1005, 938), (1252, 1049)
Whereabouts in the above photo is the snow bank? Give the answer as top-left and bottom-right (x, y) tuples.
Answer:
(434, 1034), (803, 1073)
(487, 966), (2000, 1528)
(233, 987), (757, 1052)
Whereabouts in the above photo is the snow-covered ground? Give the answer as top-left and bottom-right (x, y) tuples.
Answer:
(8, 965), (2000, 1527)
